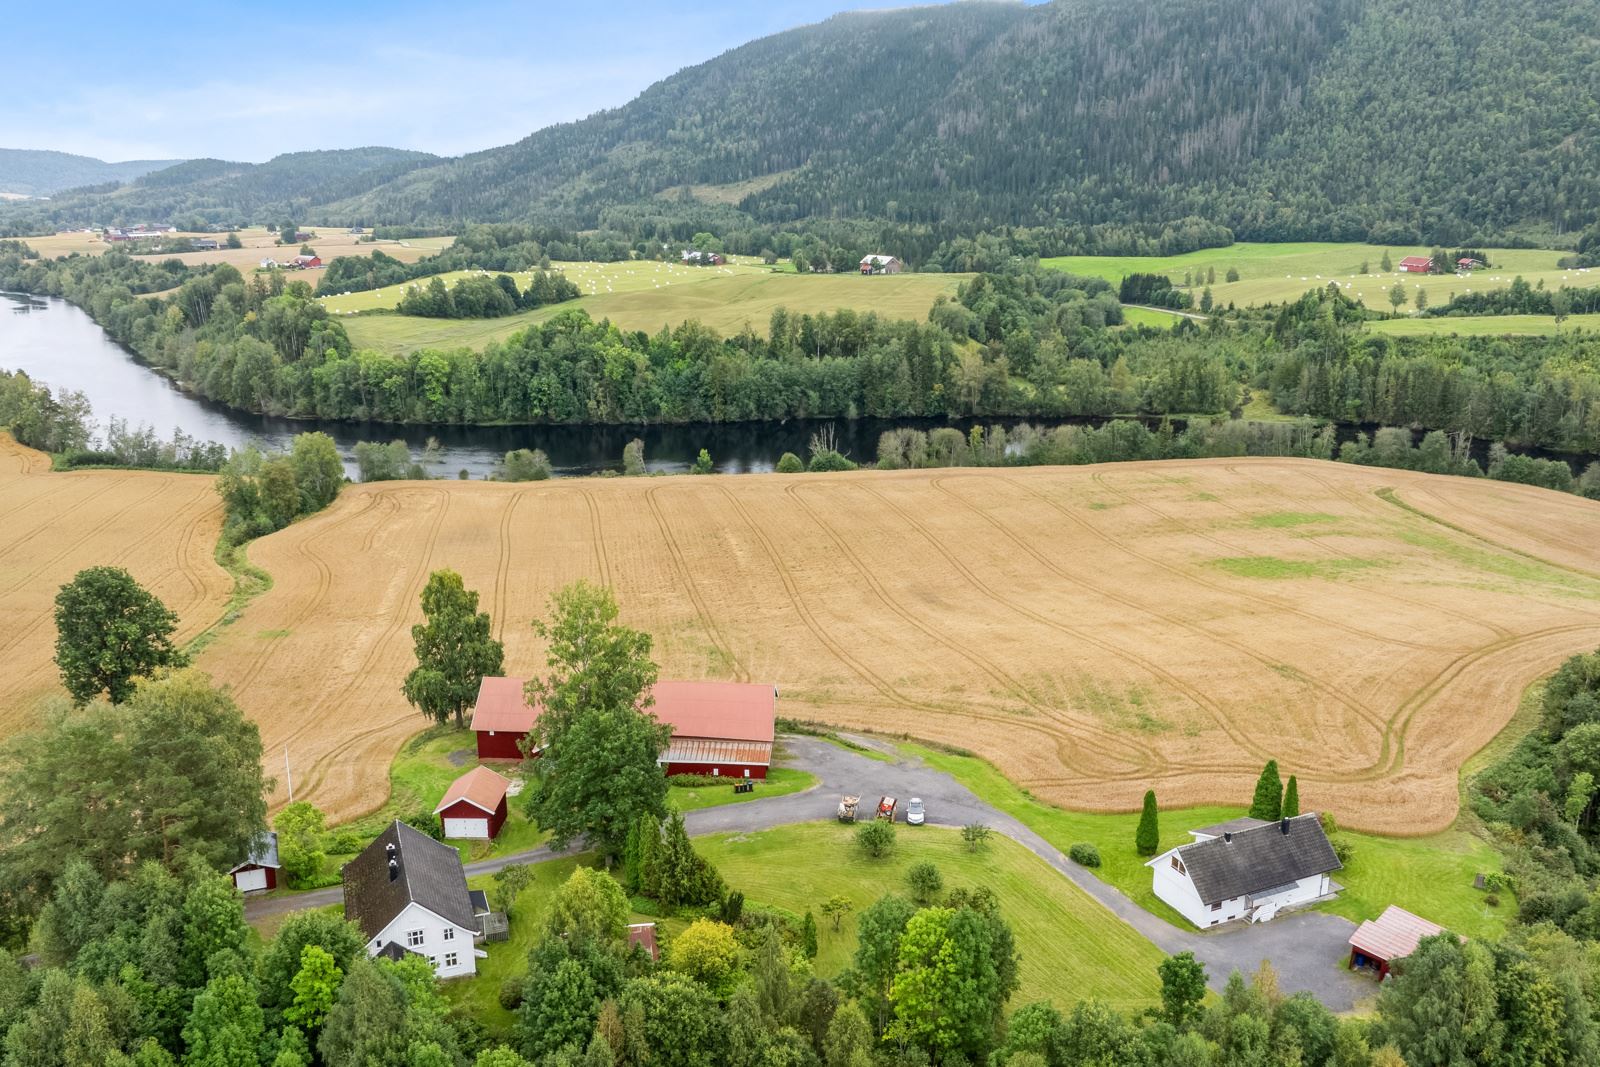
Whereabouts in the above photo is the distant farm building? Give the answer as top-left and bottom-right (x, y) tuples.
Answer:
(228, 830), (280, 893)
(1397, 256), (1434, 273)
(434, 765), (510, 840)
(192, 238), (219, 251)
(290, 254), (322, 269)
(259, 258), (278, 269)
(1147, 813), (1342, 927)
(628, 922), (660, 960)
(1457, 257), (1483, 271)
(471, 677), (777, 778)
(344, 820), (482, 978)
(681, 249), (724, 265)
(860, 254), (903, 275)
(1348, 905), (1451, 979)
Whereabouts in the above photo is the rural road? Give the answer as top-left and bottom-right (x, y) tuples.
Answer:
(246, 734), (1371, 1011)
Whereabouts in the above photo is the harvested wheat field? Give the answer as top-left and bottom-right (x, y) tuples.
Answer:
(192, 459), (1600, 832)
(0, 435), (232, 724)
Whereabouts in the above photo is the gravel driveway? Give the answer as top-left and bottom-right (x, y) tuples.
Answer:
(245, 734), (1372, 1011)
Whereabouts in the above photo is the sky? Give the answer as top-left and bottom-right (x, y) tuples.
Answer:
(5, 1), (996, 164)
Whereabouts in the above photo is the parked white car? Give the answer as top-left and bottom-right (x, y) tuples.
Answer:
(906, 798), (925, 826)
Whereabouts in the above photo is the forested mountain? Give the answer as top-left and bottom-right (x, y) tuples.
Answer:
(0, 149), (183, 197)
(6, 0), (1600, 247)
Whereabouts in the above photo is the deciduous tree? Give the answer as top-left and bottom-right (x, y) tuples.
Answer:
(53, 566), (186, 705)
(402, 570), (505, 728)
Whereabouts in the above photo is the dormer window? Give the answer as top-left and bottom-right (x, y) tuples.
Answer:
(1170, 856), (1186, 875)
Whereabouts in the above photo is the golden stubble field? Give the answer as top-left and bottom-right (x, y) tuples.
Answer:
(187, 458), (1600, 832)
(0, 436), (232, 726)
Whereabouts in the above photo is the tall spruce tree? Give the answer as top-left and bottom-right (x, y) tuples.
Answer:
(1249, 761), (1283, 821)
(1135, 790), (1160, 856)
(1282, 775), (1300, 818)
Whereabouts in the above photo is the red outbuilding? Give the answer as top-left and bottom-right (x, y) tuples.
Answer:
(291, 254), (322, 269)
(1397, 256), (1433, 273)
(470, 676), (777, 778)
(1348, 905), (1450, 979)
(434, 765), (511, 840)
(229, 831), (281, 893)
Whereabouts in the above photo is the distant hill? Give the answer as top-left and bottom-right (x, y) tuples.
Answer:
(0, 147), (440, 226)
(0, 149), (184, 197)
(7, 0), (1600, 246)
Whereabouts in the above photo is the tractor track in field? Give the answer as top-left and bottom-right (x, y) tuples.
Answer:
(783, 481), (1164, 779)
(712, 484), (1109, 775)
(928, 476), (1388, 756)
(579, 489), (613, 590)
(868, 481), (1277, 771)
(492, 488), (532, 638)
(645, 485), (747, 683)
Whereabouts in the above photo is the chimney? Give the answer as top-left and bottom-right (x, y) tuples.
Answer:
(388, 858), (400, 882)
(1222, 832), (1233, 844)
(1280, 817), (1291, 835)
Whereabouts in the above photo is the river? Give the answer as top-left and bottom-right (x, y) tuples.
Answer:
(0, 293), (981, 478)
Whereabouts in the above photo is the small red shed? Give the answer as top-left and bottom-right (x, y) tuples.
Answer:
(1348, 905), (1449, 979)
(229, 831), (281, 893)
(434, 765), (511, 840)
(471, 676), (537, 760)
(1397, 256), (1433, 273)
(628, 922), (660, 960)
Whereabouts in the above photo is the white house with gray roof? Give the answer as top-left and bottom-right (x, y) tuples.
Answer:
(343, 821), (483, 978)
(1147, 813), (1342, 928)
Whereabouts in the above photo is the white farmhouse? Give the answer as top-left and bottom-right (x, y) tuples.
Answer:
(1147, 813), (1341, 928)
(342, 820), (485, 979)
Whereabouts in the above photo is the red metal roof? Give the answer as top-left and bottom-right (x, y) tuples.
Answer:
(470, 676), (536, 734)
(433, 765), (510, 816)
(1398, 256), (1433, 270)
(470, 677), (776, 745)
(1348, 905), (1447, 962)
(628, 922), (659, 960)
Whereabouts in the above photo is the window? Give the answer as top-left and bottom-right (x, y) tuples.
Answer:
(443, 928), (455, 942)
(1170, 856), (1185, 875)
(1210, 902), (1222, 912)
(406, 929), (424, 947)
(444, 952), (459, 968)
(428, 956), (436, 966)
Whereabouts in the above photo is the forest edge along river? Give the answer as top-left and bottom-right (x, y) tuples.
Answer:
(4, 292), (1588, 480)
(0, 292), (1018, 478)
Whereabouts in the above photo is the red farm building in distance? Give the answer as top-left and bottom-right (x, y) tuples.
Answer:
(470, 676), (777, 778)
(1397, 255), (1434, 273)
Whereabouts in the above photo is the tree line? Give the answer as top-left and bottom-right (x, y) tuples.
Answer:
(395, 270), (581, 319)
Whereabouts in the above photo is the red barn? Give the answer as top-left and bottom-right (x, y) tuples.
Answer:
(292, 254), (322, 269)
(470, 676), (776, 778)
(1397, 256), (1433, 273)
(229, 831), (281, 893)
(433, 765), (510, 840)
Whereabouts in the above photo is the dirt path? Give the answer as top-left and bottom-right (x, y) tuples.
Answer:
(245, 736), (1372, 1011)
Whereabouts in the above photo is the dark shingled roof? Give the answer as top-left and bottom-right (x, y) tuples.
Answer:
(1174, 814), (1341, 905)
(1190, 816), (1269, 839)
(342, 821), (477, 941)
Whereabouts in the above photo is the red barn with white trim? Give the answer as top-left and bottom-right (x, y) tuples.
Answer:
(229, 831), (281, 893)
(469, 677), (776, 778)
(1397, 256), (1433, 273)
(434, 765), (511, 840)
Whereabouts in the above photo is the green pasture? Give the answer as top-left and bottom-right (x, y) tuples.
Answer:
(335, 264), (965, 354)
(899, 743), (1509, 940)
(1118, 305), (1184, 328)
(1367, 313), (1600, 337)
(1043, 242), (1595, 310)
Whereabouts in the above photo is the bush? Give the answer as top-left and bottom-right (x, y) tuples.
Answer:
(855, 820), (896, 858)
(404, 811), (443, 840)
(775, 452), (804, 474)
(905, 862), (944, 904)
(499, 448), (552, 481)
(961, 823), (992, 850)
(331, 830), (365, 854)
(1068, 842), (1102, 868)
(808, 450), (858, 472)
(1330, 836), (1354, 865)
(720, 890), (745, 924)
(498, 976), (525, 1011)
(1485, 894), (1501, 907)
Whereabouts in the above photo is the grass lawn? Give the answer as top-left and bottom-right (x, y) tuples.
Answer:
(899, 743), (1509, 939)
(1043, 242), (1595, 311)
(333, 262), (965, 354)
(1367, 313), (1600, 337)
(698, 822), (1164, 1013)
(1118, 305), (1183, 328)
(668, 765), (816, 811)
(451, 821), (1165, 1037)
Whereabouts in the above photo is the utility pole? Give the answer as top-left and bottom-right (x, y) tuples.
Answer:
(284, 745), (294, 804)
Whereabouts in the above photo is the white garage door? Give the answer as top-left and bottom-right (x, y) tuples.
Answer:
(444, 817), (488, 840)
(234, 868), (268, 893)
